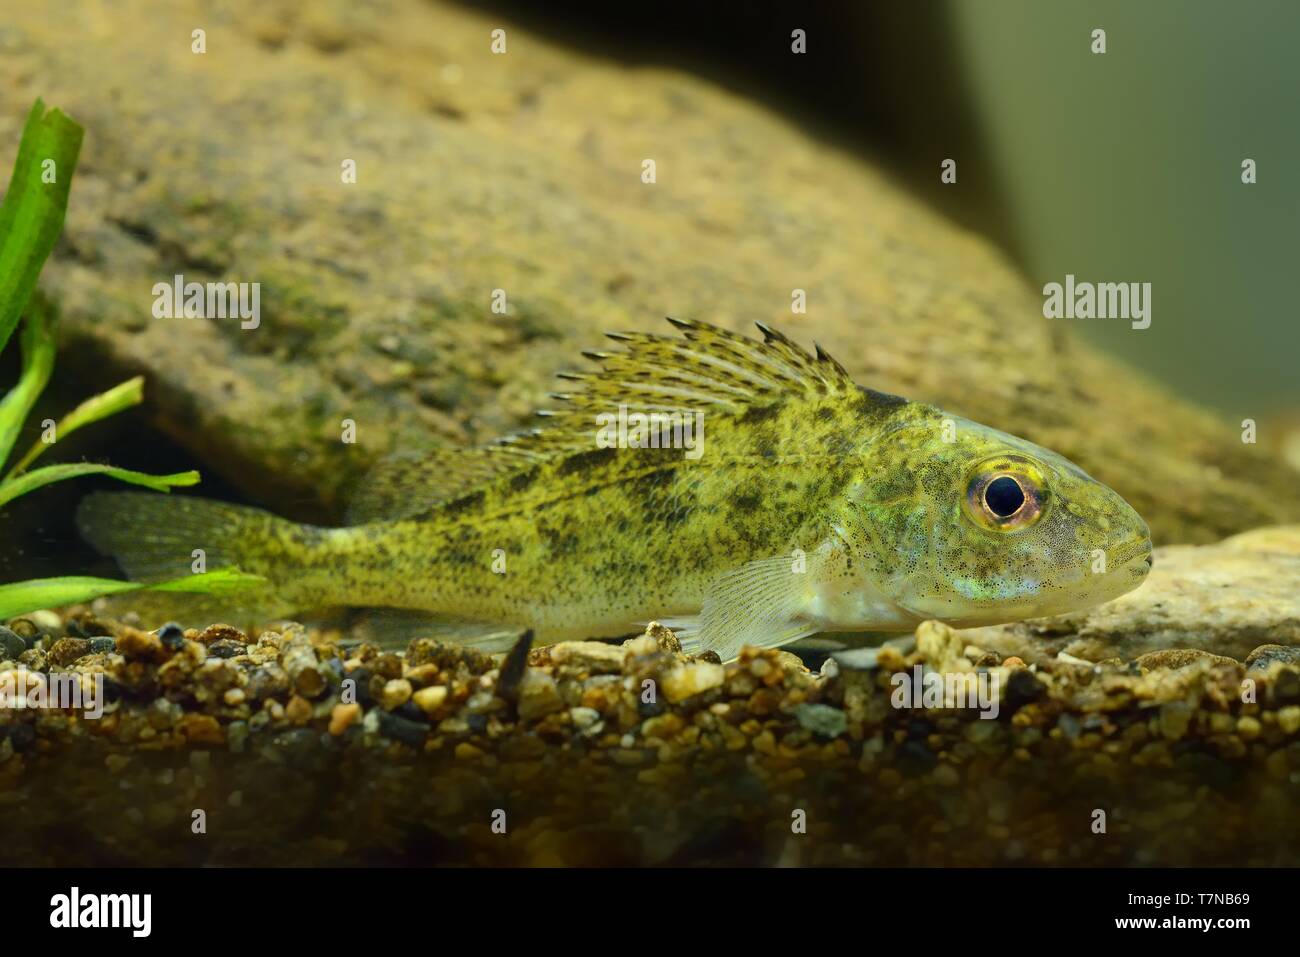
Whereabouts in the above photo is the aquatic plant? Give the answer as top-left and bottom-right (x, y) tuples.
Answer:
(0, 100), (263, 618)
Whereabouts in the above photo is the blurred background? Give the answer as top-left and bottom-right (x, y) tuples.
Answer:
(479, 0), (1298, 415)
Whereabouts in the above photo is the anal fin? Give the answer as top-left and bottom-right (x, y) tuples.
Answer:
(350, 608), (525, 653)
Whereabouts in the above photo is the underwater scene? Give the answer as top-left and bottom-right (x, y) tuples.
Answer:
(0, 0), (1297, 918)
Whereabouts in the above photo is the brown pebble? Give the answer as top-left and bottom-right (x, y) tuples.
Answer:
(198, 623), (247, 645)
(644, 621), (682, 653)
(178, 713), (225, 745)
(329, 702), (361, 735)
(48, 637), (91, 667)
(116, 626), (168, 663)
(285, 695), (313, 725)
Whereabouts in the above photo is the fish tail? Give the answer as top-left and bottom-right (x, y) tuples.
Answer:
(76, 491), (328, 627)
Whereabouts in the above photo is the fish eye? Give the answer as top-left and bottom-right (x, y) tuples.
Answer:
(963, 458), (1046, 532)
(984, 476), (1025, 518)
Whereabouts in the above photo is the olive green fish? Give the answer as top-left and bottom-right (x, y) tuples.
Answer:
(78, 318), (1152, 659)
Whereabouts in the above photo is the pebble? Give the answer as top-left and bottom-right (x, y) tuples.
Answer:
(285, 695), (313, 725)
(1277, 706), (1300, 735)
(87, 637), (117, 654)
(157, 622), (186, 649)
(1004, 669), (1046, 709)
(932, 763), (961, 787)
(206, 639), (246, 659)
(412, 685), (448, 715)
(0, 627), (25, 661)
(226, 721), (248, 753)
(1159, 702), (1194, 741)
(379, 711), (428, 748)
(1246, 645), (1300, 670)
(117, 627), (166, 662)
(516, 671), (563, 721)
(794, 703), (847, 738)
(22, 610), (62, 636)
(381, 678), (413, 711)
(47, 637), (90, 667)
(569, 706), (601, 729)
(329, 702), (361, 735)
(662, 661), (725, 703)
(643, 621), (683, 653)
(1237, 716), (1262, 739)
(197, 623), (246, 644)
(550, 641), (626, 674)
(621, 635), (660, 658)
(455, 742), (484, 760)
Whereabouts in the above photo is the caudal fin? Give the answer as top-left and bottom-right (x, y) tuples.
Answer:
(76, 491), (308, 627)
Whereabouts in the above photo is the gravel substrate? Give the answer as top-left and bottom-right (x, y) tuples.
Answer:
(2, 611), (1298, 865)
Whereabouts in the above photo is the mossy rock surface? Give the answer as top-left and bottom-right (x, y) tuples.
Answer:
(2, 0), (1296, 540)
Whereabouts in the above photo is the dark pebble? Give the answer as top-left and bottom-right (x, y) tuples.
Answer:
(397, 700), (425, 722)
(157, 622), (186, 649)
(0, 627), (25, 660)
(6, 618), (44, 645)
(346, 667), (374, 705)
(87, 637), (117, 654)
(101, 676), (125, 704)
(1057, 713), (1081, 739)
(897, 739), (938, 774)
(1273, 669), (1300, 704)
(638, 697), (667, 718)
(905, 717), (936, 740)
(696, 650), (722, 665)
(206, 639), (246, 659)
(373, 653), (403, 681)
(466, 713), (488, 734)
(1004, 669), (1047, 710)
(9, 723), (36, 751)
(273, 728), (327, 772)
(379, 711), (429, 749)
(496, 630), (534, 702)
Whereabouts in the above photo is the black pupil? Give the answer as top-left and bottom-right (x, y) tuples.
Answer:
(985, 476), (1025, 518)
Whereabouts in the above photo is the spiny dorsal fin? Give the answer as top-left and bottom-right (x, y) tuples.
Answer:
(509, 318), (856, 454)
(345, 319), (856, 521)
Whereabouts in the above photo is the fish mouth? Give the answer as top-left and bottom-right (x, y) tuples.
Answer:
(1111, 539), (1154, 569)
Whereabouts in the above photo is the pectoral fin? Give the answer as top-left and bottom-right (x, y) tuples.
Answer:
(661, 554), (821, 662)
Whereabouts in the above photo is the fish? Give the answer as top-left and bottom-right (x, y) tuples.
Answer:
(76, 317), (1153, 660)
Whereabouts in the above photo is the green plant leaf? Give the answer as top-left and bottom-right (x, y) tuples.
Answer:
(0, 100), (83, 356)
(0, 568), (267, 620)
(0, 463), (199, 509)
(7, 374), (145, 476)
(0, 295), (57, 470)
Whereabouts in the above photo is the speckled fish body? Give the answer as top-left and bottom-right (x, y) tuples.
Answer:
(78, 319), (1153, 659)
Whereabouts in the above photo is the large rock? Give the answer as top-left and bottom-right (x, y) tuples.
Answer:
(2, 0), (1297, 540)
(962, 525), (1300, 663)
